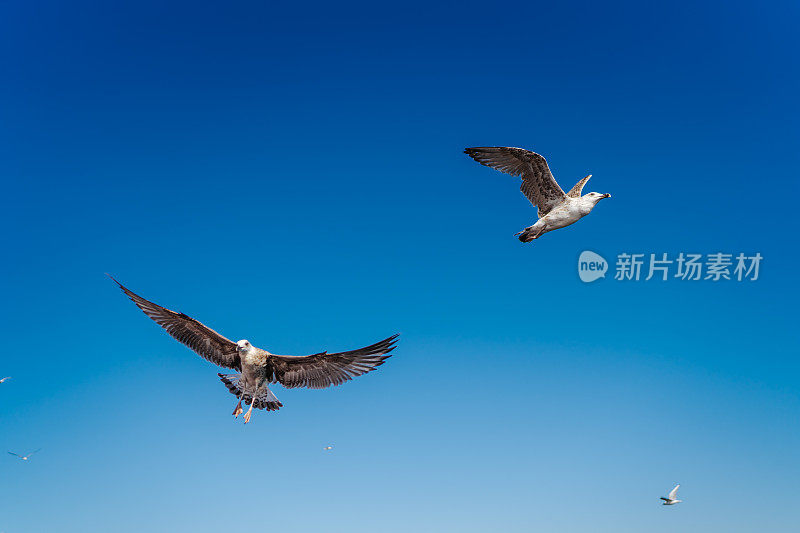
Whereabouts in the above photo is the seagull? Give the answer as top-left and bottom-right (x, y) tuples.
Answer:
(8, 449), (40, 461)
(110, 276), (399, 424)
(661, 484), (682, 505)
(0, 377), (10, 384)
(323, 445), (333, 451)
(464, 147), (611, 242)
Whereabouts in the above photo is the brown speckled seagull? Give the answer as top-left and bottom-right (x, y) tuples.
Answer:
(110, 276), (398, 424)
(465, 147), (611, 242)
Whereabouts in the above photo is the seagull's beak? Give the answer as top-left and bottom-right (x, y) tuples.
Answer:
(602, 193), (611, 199)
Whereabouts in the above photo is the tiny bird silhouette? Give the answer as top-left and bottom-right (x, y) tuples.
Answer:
(323, 446), (333, 451)
(0, 377), (11, 383)
(660, 484), (682, 505)
(8, 449), (41, 461)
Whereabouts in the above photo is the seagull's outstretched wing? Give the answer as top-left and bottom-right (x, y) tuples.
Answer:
(110, 276), (241, 370)
(267, 334), (398, 389)
(668, 484), (680, 500)
(567, 175), (592, 198)
(0, 377), (11, 383)
(8, 452), (21, 458)
(464, 147), (566, 216)
(27, 449), (41, 457)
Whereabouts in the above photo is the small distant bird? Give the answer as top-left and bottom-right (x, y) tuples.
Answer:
(8, 449), (40, 461)
(0, 377), (11, 383)
(323, 445), (333, 451)
(464, 147), (611, 242)
(661, 484), (682, 505)
(111, 276), (398, 424)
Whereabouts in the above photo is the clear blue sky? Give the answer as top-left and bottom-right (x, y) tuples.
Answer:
(1, 1), (798, 531)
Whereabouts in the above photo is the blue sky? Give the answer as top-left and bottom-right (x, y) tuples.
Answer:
(1, 0), (798, 531)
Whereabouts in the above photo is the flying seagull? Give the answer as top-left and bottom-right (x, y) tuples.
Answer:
(323, 445), (333, 451)
(661, 484), (682, 505)
(8, 449), (40, 461)
(0, 377), (10, 384)
(110, 276), (398, 424)
(464, 147), (611, 242)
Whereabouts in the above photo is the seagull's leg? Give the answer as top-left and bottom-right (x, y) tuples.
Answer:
(243, 398), (255, 424)
(232, 393), (244, 417)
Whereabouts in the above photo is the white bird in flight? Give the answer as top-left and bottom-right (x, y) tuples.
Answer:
(323, 446), (333, 451)
(464, 147), (611, 242)
(660, 484), (682, 505)
(8, 449), (41, 461)
(0, 377), (11, 384)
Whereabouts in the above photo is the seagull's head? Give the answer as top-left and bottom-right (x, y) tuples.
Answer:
(586, 191), (611, 204)
(237, 339), (252, 353)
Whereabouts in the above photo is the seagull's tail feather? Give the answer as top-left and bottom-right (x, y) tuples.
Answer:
(218, 373), (282, 411)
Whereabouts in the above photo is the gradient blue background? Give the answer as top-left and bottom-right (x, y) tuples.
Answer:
(1, 1), (798, 531)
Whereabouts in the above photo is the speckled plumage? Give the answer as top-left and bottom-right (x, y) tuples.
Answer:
(111, 276), (398, 422)
(464, 147), (611, 242)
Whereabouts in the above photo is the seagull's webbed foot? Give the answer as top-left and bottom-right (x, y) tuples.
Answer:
(232, 400), (243, 418)
(243, 403), (254, 424)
